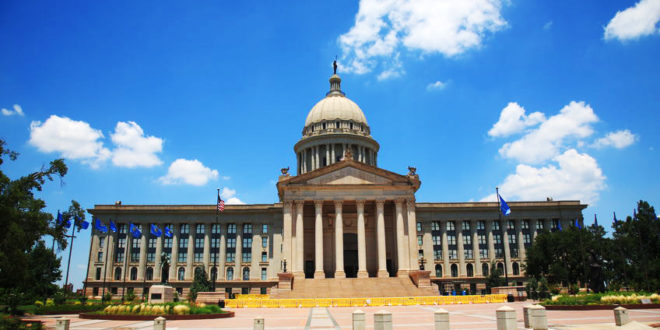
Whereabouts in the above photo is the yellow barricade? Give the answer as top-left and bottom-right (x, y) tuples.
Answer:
(349, 298), (367, 306)
(315, 298), (332, 307)
(224, 294), (508, 308)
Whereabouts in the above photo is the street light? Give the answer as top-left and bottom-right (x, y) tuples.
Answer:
(419, 256), (426, 271)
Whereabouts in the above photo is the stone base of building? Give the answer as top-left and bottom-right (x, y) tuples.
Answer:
(357, 270), (369, 278)
(334, 271), (346, 278)
(314, 271), (325, 279)
(377, 270), (388, 278)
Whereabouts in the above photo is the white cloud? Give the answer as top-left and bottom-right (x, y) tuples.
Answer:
(482, 149), (606, 205)
(426, 80), (448, 91)
(29, 115), (111, 168)
(2, 104), (25, 116)
(159, 158), (218, 186)
(604, 0), (660, 42)
(338, 0), (507, 77)
(221, 187), (245, 205)
(498, 101), (598, 164)
(488, 102), (546, 138)
(110, 121), (163, 168)
(592, 129), (637, 149)
(543, 21), (553, 30)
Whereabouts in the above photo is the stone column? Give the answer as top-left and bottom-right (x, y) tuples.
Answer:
(235, 224), (243, 274)
(456, 220), (465, 277)
(105, 232), (115, 283)
(154, 230), (163, 282)
(472, 220), (481, 276)
(219, 223), (226, 280)
(315, 146), (319, 170)
(314, 201), (325, 278)
(185, 227), (194, 280)
(517, 219), (525, 263)
(203, 224), (211, 274)
(334, 201), (345, 278)
(441, 221), (449, 277)
(406, 200), (419, 270)
(356, 200), (368, 278)
(487, 220), (495, 261)
(282, 202), (292, 273)
(295, 201), (304, 277)
(376, 200), (388, 278)
(502, 221), (511, 278)
(169, 226), (179, 282)
(326, 144), (330, 166)
(87, 233), (100, 282)
(395, 199), (407, 276)
(531, 219), (538, 240)
(138, 228), (147, 280)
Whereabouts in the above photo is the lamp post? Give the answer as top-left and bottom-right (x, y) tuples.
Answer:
(419, 256), (426, 271)
(283, 258), (287, 273)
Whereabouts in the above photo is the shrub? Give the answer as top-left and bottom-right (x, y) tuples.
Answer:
(124, 291), (136, 303)
(102, 292), (112, 303)
(52, 292), (65, 305)
(0, 315), (43, 329)
(33, 301), (44, 308)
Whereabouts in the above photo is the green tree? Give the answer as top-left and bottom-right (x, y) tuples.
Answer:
(188, 268), (212, 302)
(26, 240), (62, 299)
(485, 262), (505, 292)
(0, 139), (68, 296)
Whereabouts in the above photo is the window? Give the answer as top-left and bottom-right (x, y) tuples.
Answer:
(93, 287), (99, 296)
(466, 264), (474, 277)
(416, 222), (422, 231)
(163, 238), (172, 248)
(211, 253), (219, 263)
(227, 267), (234, 280)
(194, 266), (203, 277)
(462, 221), (470, 231)
(260, 287), (267, 294)
(492, 221), (500, 231)
(148, 238), (156, 249)
(130, 267), (137, 281)
(477, 221), (486, 230)
(261, 252), (268, 262)
(228, 224), (236, 234)
(131, 251), (140, 262)
(115, 251), (124, 263)
(446, 221), (455, 231)
(447, 234), (456, 245)
(261, 268), (267, 280)
(522, 220), (530, 230)
(493, 234), (502, 244)
(98, 251), (103, 262)
(482, 263), (489, 276)
(243, 237), (252, 248)
(210, 267), (217, 281)
(194, 252), (203, 262)
(132, 238), (140, 249)
(243, 223), (252, 234)
(262, 237), (268, 248)
(226, 252), (235, 263)
(431, 221), (440, 231)
(495, 248), (504, 258)
(336, 121), (339, 128)
(449, 249), (457, 259)
(178, 252), (187, 263)
(180, 224), (189, 235)
(178, 267), (185, 280)
(147, 252), (155, 262)
(478, 234), (487, 245)
(196, 224), (205, 234)
(118, 238), (126, 248)
(435, 264), (442, 277)
(95, 267), (101, 280)
(179, 238), (188, 249)
(119, 224), (127, 234)
(552, 219), (559, 230)
(512, 262), (520, 275)
(510, 248), (519, 258)
(509, 235), (516, 244)
(243, 267), (250, 280)
(243, 251), (252, 263)
(537, 220), (545, 230)
(146, 267), (153, 281)
(227, 238), (236, 248)
(417, 235), (423, 246)
(211, 238), (219, 248)
(262, 224), (268, 234)
(322, 123), (326, 130)
(463, 235), (472, 245)
(432, 235), (441, 246)
(111, 287), (118, 294)
(523, 234), (531, 244)
(418, 249), (424, 259)
(451, 264), (458, 277)
(465, 249), (473, 259)
(99, 236), (105, 248)
(508, 220), (515, 230)
(195, 238), (204, 249)
(212, 224), (220, 234)
(114, 267), (121, 280)
(479, 248), (488, 259)
(433, 249), (442, 260)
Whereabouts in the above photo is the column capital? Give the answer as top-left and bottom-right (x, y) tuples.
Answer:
(314, 200), (324, 208)
(334, 200), (343, 208)
(406, 199), (416, 208)
(376, 200), (386, 208)
(294, 200), (305, 207)
(355, 199), (366, 207)
(283, 201), (293, 208)
(394, 198), (406, 205)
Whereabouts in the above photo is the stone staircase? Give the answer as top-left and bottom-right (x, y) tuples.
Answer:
(271, 277), (438, 299)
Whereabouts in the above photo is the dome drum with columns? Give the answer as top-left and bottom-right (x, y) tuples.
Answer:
(295, 74), (379, 174)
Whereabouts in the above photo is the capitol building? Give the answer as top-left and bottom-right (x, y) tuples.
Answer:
(86, 72), (585, 299)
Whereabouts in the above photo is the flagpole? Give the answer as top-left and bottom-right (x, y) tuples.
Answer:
(46, 211), (59, 304)
(213, 188), (219, 292)
(496, 187), (510, 286)
(82, 225), (93, 300)
(64, 218), (76, 296)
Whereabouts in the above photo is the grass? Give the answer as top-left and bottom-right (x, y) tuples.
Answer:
(541, 292), (660, 306)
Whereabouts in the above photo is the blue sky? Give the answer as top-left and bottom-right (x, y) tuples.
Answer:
(1, 0), (658, 290)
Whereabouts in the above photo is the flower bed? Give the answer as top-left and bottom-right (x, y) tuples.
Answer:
(540, 292), (660, 310)
(79, 302), (233, 320)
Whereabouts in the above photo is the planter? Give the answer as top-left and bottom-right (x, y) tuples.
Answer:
(78, 311), (234, 321)
(544, 304), (660, 310)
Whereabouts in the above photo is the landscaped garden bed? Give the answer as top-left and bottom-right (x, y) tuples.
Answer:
(540, 292), (660, 310)
(79, 302), (234, 320)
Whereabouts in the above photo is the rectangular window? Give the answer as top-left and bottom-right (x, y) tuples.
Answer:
(227, 238), (236, 248)
(493, 221), (500, 231)
(119, 224), (127, 234)
(508, 220), (515, 230)
(431, 221), (440, 231)
(226, 252), (235, 263)
(148, 238), (156, 249)
(432, 235), (441, 246)
(97, 251), (103, 262)
(179, 238), (188, 249)
(260, 287), (267, 294)
(163, 238), (172, 249)
(194, 252), (203, 262)
(510, 248), (519, 258)
(180, 224), (189, 234)
(262, 237), (268, 248)
(416, 222), (422, 231)
(261, 251), (268, 262)
(164, 252), (171, 262)
(552, 219), (559, 229)
(522, 220), (530, 230)
(463, 235), (472, 245)
(228, 224), (236, 234)
(195, 238), (204, 249)
(211, 238), (219, 248)
(115, 251), (124, 262)
(495, 248), (503, 258)
(465, 249), (473, 259)
(99, 236), (105, 248)
(449, 249), (457, 259)
(478, 234), (487, 245)
(537, 221), (545, 230)
(196, 224), (205, 234)
(477, 221), (486, 230)
(433, 249), (442, 260)
(261, 268), (267, 280)
(147, 252), (155, 262)
(243, 237), (252, 248)
(417, 235), (423, 246)
(95, 267), (101, 280)
(243, 251), (252, 263)
(479, 248), (488, 259)
(178, 253), (187, 263)
(509, 235), (517, 244)
(132, 238), (140, 249)
(131, 252), (139, 262)
(446, 221), (455, 231)
(447, 235), (456, 245)
(243, 223), (252, 234)
(210, 253), (218, 263)
(494, 234), (502, 244)
(262, 224), (268, 234)
(118, 238), (126, 248)
(462, 221), (470, 231)
(523, 234), (531, 244)
(211, 223), (220, 234)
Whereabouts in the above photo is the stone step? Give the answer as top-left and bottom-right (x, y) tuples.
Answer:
(272, 276), (438, 299)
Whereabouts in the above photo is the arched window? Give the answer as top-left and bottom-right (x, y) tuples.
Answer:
(336, 121), (340, 128)
(178, 267), (185, 281)
(210, 267), (217, 281)
(114, 267), (122, 280)
(243, 267), (250, 281)
(146, 267), (153, 281)
(194, 266), (203, 278)
(227, 267), (234, 280)
(451, 264), (458, 277)
(482, 263), (489, 276)
(512, 262), (520, 275)
(497, 262), (504, 274)
(435, 264), (442, 277)
(466, 264), (474, 277)
(130, 267), (137, 281)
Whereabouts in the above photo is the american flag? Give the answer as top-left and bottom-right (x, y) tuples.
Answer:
(217, 192), (225, 212)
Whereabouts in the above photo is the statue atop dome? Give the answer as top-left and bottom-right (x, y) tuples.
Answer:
(333, 58), (337, 74)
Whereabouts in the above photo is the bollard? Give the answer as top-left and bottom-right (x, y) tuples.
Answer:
(374, 310), (392, 330)
(496, 306), (517, 330)
(254, 316), (265, 330)
(529, 305), (548, 330)
(353, 309), (366, 330)
(614, 306), (630, 326)
(55, 318), (70, 330)
(523, 305), (533, 328)
(153, 316), (166, 330)
(434, 309), (450, 330)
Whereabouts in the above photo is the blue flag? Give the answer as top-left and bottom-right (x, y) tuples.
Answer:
(94, 218), (108, 233)
(56, 211), (64, 225)
(574, 218), (582, 229)
(74, 216), (89, 230)
(593, 214), (598, 227)
(150, 224), (162, 237)
(164, 226), (173, 238)
(80, 219), (89, 230)
(129, 223), (141, 238)
(64, 218), (72, 228)
(613, 212), (619, 226)
(498, 193), (511, 216)
(557, 221), (563, 231)
(109, 220), (117, 232)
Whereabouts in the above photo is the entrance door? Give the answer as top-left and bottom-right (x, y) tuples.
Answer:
(304, 260), (314, 278)
(343, 233), (358, 278)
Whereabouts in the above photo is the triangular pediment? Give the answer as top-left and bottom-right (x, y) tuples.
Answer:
(307, 166), (392, 185)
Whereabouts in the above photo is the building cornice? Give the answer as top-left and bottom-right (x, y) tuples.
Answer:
(88, 203), (282, 215)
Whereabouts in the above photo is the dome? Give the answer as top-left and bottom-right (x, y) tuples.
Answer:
(303, 74), (368, 127)
(304, 95), (368, 127)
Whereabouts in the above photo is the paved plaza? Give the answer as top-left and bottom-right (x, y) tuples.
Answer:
(26, 302), (660, 329)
